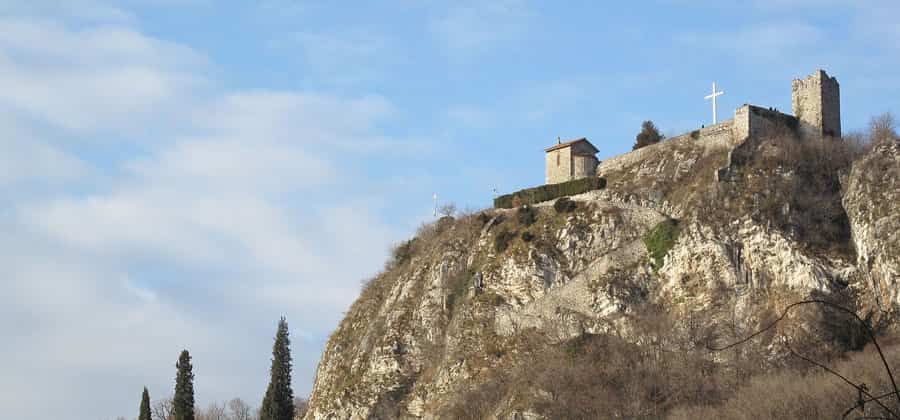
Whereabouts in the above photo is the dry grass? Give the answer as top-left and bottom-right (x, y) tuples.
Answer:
(669, 343), (900, 419)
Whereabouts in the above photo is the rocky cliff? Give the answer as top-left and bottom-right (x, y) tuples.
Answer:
(304, 134), (899, 419)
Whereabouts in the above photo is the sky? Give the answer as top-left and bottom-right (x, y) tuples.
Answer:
(1, 1), (898, 419)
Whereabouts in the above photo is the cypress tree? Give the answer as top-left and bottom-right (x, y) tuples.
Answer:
(260, 317), (294, 420)
(172, 349), (195, 420)
(139, 387), (151, 420)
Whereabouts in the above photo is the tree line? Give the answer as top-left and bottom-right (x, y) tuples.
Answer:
(120, 317), (304, 420)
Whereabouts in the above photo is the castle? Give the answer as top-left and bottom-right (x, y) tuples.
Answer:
(545, 69), (841, 185)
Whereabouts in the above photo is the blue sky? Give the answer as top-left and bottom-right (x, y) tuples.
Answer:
(1, 1), (898, 419)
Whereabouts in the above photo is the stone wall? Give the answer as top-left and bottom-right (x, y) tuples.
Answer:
(737, 105), (798, 141)
(598, 120), (735, 177)
(546, 147), (572, 184)
(573, 154), (597, 180)
(792, 69), (841, 139)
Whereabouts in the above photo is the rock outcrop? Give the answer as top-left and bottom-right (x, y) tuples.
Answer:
(843, 140), (900, 309)
(304, 136), (899, 419)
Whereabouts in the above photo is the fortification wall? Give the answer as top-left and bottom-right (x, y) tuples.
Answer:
(597, 120), (734, 176)
(739, 105), (798, 140)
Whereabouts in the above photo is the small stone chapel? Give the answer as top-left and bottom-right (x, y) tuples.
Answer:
(544, 137), (600, 184)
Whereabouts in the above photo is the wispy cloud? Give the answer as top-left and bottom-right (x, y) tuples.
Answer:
(267, 28), (396, 84)
(0, 10), (411, 420)
(0, 18), (205, 134)
(429, 0), (534, 54)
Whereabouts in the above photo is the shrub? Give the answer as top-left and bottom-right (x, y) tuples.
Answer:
(554, 197), (577, 213)
(521, 231), (534, 242)
(633, 120), (665, 150)
(476, 212), (492, 227)
(493, 177), (606, 209)
(493, 229), (516, 253)
(516, 205), (537, 226)
(643, 219), (680, 270)
(387, 239), (416, 269)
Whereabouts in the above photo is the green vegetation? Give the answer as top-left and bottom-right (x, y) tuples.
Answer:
(173, 350), (195, 420)
(139, 387), (151, 420)
(493, 228), (516, 253)
(493, 177), (606, 209)
(261, 317), (295, 420)
(516, 205), (536, 226)
(643, 219), (680, 270)
(632, 120), (665, 150)
(446, 269), (475, 315)
(520, 231), (534, 242)
(387, 238), (416, 269)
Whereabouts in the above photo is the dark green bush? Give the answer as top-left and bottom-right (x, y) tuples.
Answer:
(521, 231), (534, 242)
(388, 239), (416, 268)
(516, 205), (537, 226)
(643, 219), (680, 270)
(494, 177), (606, 209)
(493, 229), (516, 253)
(554, 197), (577, 213)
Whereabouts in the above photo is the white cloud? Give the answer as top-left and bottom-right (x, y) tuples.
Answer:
(0, 118), (89, 186)
(0, 0), (135, 23)
(0, 9), (411, 420)
(271, 29), (391, 83)
(0, 18), (206, 134)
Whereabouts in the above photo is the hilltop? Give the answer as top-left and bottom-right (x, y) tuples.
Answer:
(301, 71), (900, 418)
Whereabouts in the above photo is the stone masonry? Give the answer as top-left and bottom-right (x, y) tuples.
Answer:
(792, 69), (841, 139)
(545, 138), (600, 184)
(560, 70), (840, 186)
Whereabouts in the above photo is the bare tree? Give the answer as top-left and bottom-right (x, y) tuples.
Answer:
(439, 203), (457, 218)
(293, 397), (309, 420)
(198, 402), (227, 420)
(152, 397), (174, 420)
(228, 398), (253, 420)
(870, 112), (898, 145)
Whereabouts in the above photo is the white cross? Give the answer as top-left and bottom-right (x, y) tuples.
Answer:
(704, 82), (724, 124)
(432, 193), (438, 217)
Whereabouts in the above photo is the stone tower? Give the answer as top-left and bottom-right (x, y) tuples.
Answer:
(791, 69), (841, 139)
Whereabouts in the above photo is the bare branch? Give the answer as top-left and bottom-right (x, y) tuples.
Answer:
(707, 299), (900, 410)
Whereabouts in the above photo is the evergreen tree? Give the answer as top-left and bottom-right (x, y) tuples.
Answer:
(260, 317), (294, 420)
(139, 387), (151, 420)
(632, 120), (665, 150)
(172, 350), (195, 420)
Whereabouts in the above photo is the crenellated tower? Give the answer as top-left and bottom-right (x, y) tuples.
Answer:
(791, 69), (841, 139)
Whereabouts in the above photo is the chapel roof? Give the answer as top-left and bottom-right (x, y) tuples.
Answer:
(544, 137), (599, 154)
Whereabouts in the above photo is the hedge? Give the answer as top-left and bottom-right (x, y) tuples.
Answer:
(493, 177), (606, 209)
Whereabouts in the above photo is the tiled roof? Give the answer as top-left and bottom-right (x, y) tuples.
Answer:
(545, 137), (599, 153)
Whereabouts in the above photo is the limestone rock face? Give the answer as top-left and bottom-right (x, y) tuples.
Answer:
(304, 138), (899, 419)
(843, 140), (900, 308)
